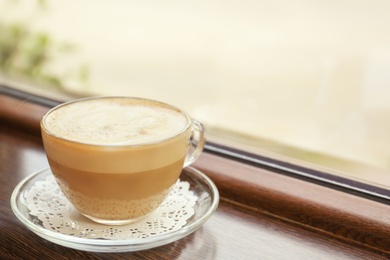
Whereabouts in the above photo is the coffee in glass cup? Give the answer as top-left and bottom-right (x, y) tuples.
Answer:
(40, 97), (205, 225)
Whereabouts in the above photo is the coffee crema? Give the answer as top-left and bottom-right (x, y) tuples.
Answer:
(43, 98), (189, 146)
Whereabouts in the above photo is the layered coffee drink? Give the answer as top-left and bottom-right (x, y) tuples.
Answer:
(41, 97), (199, 225)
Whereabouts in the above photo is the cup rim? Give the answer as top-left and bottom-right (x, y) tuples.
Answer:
(40, 96), (192, 147)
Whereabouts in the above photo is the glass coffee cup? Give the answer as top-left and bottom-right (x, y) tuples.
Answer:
(40, 96), (205, 225)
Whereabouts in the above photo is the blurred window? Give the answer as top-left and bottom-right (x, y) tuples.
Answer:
(1, 0), (390, 198)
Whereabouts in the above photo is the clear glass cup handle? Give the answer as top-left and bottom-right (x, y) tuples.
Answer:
(184, 119), (205, 167)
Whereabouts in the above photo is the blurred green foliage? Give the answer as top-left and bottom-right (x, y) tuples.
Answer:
(0, 0), (89, 91)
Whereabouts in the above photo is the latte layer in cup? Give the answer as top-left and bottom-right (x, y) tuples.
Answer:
(41, 97), (199, 225)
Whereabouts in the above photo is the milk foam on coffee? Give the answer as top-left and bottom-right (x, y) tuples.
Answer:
(44, 98), (188, 145)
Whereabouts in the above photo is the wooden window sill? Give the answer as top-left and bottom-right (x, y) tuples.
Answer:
(1, 86), (389, 258)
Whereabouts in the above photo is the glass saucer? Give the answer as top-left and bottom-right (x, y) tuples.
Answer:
(10, 167), (219, 252)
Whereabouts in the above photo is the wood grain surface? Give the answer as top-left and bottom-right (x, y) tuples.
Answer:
(1, 92), (390, 259)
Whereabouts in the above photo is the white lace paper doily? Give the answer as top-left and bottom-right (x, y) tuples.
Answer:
(26, 175), (197, 240)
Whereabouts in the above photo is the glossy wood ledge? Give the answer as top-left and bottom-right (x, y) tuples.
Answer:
(195, 154), (390, 255)
(1, 91), (390, 259)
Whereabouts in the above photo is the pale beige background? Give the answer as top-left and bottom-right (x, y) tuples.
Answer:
(2, 0), (390, 174)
